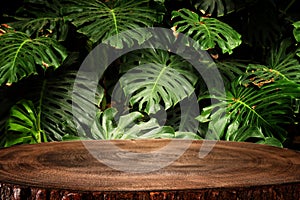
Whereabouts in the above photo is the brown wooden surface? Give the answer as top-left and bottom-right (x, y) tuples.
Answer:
(0, 140), (299, 199)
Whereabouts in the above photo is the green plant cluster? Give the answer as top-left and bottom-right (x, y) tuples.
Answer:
(0, 0), (299, 148)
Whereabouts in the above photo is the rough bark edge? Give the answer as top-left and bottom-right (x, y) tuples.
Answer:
(1, 182), (299, 200)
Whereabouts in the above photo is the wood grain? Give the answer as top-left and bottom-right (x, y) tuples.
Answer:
(0, 140), (299, 199)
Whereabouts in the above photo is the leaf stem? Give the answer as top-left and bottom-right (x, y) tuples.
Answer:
(152, 65), (167, 94)
(283, 0), (296, 13)
(12, 38), (31, 72)
(110, 9), (119, 35)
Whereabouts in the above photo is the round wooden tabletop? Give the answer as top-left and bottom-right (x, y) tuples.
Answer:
(0, 140), (299, 199)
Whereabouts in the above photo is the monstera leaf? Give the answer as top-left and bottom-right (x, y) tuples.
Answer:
(5, 0), (69, 41)
(5, 100), (47, 147)
(1, 70), (104, 145)
(197, 78), (299, 147)
(119, 49), (198, 114)
(28, 70), (104, 141)
(64, 0), (160, 47)
(198, 40), (300, 146)
(171, 8), (241, 54)
(0, 31), (67, 86)
(241, 40), (300, 87)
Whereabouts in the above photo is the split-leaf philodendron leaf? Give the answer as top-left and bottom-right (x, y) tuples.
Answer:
(0, 31), (67, 86)
(172, 8), (241, 54)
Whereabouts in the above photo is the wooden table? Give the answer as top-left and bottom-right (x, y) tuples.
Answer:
(0, 140), (299, 199)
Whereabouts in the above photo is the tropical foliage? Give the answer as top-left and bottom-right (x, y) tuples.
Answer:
(0, 0), (299, 148)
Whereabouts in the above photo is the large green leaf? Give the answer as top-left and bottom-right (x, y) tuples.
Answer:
(241, 40), (300, 87)
(0, 31), (67, 86)
(28, 70), (104, 141)
(206, 40), (300, 145)
(1, 69), (104, 145)
(228, 79), (298, 137)
(119, 49), (198, 114)
(0, 83), (23, 147)
(197, 79), (299, 145)
(5, 0), (69, 41)
(64, 0), (160, 47)
(4, 100), (47, 147)
(171, 8), (241, 54)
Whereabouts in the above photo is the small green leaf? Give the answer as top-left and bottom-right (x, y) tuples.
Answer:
(297, 50), (300, 58)
(225, 120), (239, 140)
(293, 21), (300, 42)
(5, 100), (46, 147)
(154, 0), (165, 3)
(257, 137), (283, 148)
(175, 131), (202, 139)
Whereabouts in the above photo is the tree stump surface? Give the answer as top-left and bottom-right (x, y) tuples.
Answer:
(0, 139), (299, 200)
